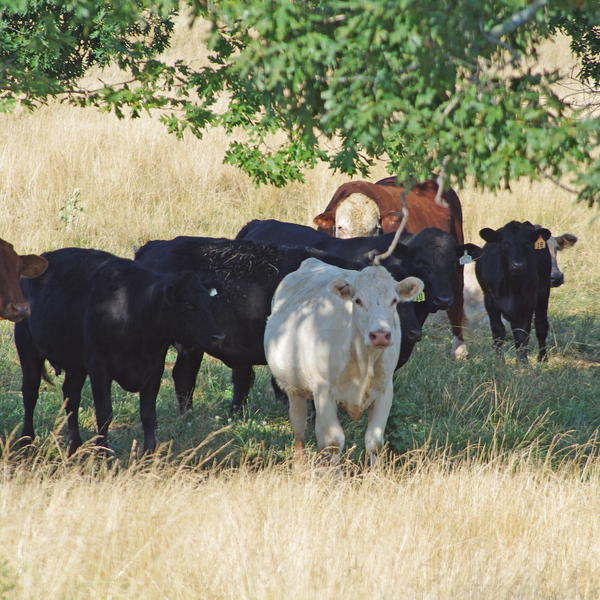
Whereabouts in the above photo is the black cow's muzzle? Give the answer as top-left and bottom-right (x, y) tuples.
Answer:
(210, 332), (226, 348)
(432, 295), (453, 311)
(405, 327), (422, 343)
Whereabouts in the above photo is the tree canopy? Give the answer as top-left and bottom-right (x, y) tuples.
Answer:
(2, 0), (600, 203)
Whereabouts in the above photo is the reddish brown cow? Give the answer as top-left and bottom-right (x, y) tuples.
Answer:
(314, 177), (468, 358)
(0, 239), (48, 322)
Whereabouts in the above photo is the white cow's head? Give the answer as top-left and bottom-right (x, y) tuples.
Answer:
(533, 225), (578, 288)
(335, 193), (381, 238)
(329, 266), (424, 348)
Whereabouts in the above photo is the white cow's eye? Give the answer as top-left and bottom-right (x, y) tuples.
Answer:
(355, 298), (364, 307)
(390, 297), (398, 307)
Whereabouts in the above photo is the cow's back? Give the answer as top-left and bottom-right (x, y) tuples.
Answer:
(266, 259), (358, 397)
(376, 178), (464, 243)
(136, 237), (368, 368)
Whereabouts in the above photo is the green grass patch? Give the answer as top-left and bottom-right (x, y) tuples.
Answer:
(2, 295), (600, 469)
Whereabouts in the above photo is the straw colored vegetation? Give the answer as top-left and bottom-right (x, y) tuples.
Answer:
(3, 451), (600, 600)
(1, 19), (600, 599)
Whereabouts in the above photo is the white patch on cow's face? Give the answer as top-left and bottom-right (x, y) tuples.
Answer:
(540, 232), (577, 288)
(335, 193), (381, 238)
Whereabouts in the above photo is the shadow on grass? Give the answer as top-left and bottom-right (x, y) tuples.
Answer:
(2, 308), (600, 470)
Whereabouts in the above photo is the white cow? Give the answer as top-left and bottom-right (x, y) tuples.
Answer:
(264, 258), (424, 464)
(335, 193), (381, 238)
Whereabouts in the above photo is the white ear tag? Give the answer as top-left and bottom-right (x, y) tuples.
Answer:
(209, 288), (218, 297)
(459, 250), (472, 265)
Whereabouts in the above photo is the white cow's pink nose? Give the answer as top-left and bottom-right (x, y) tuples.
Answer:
(369, 330), (391, 347)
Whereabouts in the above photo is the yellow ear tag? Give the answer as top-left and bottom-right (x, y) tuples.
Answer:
(535, 235), (546, 250)
(414, 291), (426, 303)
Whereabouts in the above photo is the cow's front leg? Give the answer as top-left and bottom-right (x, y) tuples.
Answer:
(534, 292), (550, 362)
(448, 264), (467, 359)
(484, 296), (505, 358)
(511, 317), (533, 363)
(62, 371), (88, 456)
(365, 384), (394, 467)
(288, 392), (308, 463)
(172, 347), (203, 417)
(138, 375), (163, 454)
(314, 388), (344, 465)
(15, 322), (44, 446)
(231, 367), (255, 412)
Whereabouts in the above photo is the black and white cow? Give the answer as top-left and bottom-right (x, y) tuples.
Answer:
(464, 226), (578, 323)
(236, 219), (483, 367)
(15, 247), (225, 455)
(475, 221), (552, 361)
(534, 226), (578, 288)
(135, 237), (422, 413)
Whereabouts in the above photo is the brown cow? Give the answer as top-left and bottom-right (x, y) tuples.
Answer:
(0, 239), (48, 322)
(314, 177), (468, 358)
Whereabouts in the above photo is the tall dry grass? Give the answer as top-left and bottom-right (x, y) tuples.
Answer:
(2, 450), (600, 599)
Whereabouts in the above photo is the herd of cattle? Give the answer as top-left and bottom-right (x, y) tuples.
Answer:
(0, 179), (578, 463)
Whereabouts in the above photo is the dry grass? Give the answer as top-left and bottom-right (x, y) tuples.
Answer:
(2, 451), (600, 600)
(1, 19), (600, 600)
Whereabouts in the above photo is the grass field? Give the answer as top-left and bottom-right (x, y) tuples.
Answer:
(1, 19), (600, 599)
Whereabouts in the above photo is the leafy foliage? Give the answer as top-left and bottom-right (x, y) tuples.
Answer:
(553, 8), (600, 87)
(0, 0), (175, 112)
(2, 0), (600, 201)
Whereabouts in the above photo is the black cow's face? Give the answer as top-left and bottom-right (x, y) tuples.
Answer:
(163, 272), (225, 350)
(403, 228), (460, 313)
(480, 221), (551, 275)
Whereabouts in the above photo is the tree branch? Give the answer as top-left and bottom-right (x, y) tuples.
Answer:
(481, 17), (519, 63)
(434, 156), (450, 208)
(489, 0), (548, 39)
(372, 190), (408, 266)
(540, 172), (580, 195)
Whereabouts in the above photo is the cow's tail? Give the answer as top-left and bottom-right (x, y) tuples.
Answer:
(41, 363), (54, 386)
(41, 361), (62, 387)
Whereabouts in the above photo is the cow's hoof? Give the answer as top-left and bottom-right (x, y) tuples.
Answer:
(452, 337), (468, 360)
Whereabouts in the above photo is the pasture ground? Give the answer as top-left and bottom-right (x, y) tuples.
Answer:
(1, 20), (600, 599)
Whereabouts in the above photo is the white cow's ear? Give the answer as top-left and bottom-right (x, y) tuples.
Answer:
(330, 279), (354, 299)
(397, 277), (425, 302)
(555, 233), (578, 250)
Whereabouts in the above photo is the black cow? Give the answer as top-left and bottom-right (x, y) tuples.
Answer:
(475, 221), (552, 361)
(236, 219), (483, 366)
(135, 237), (422, 413)
(15, 248), (225, 455)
